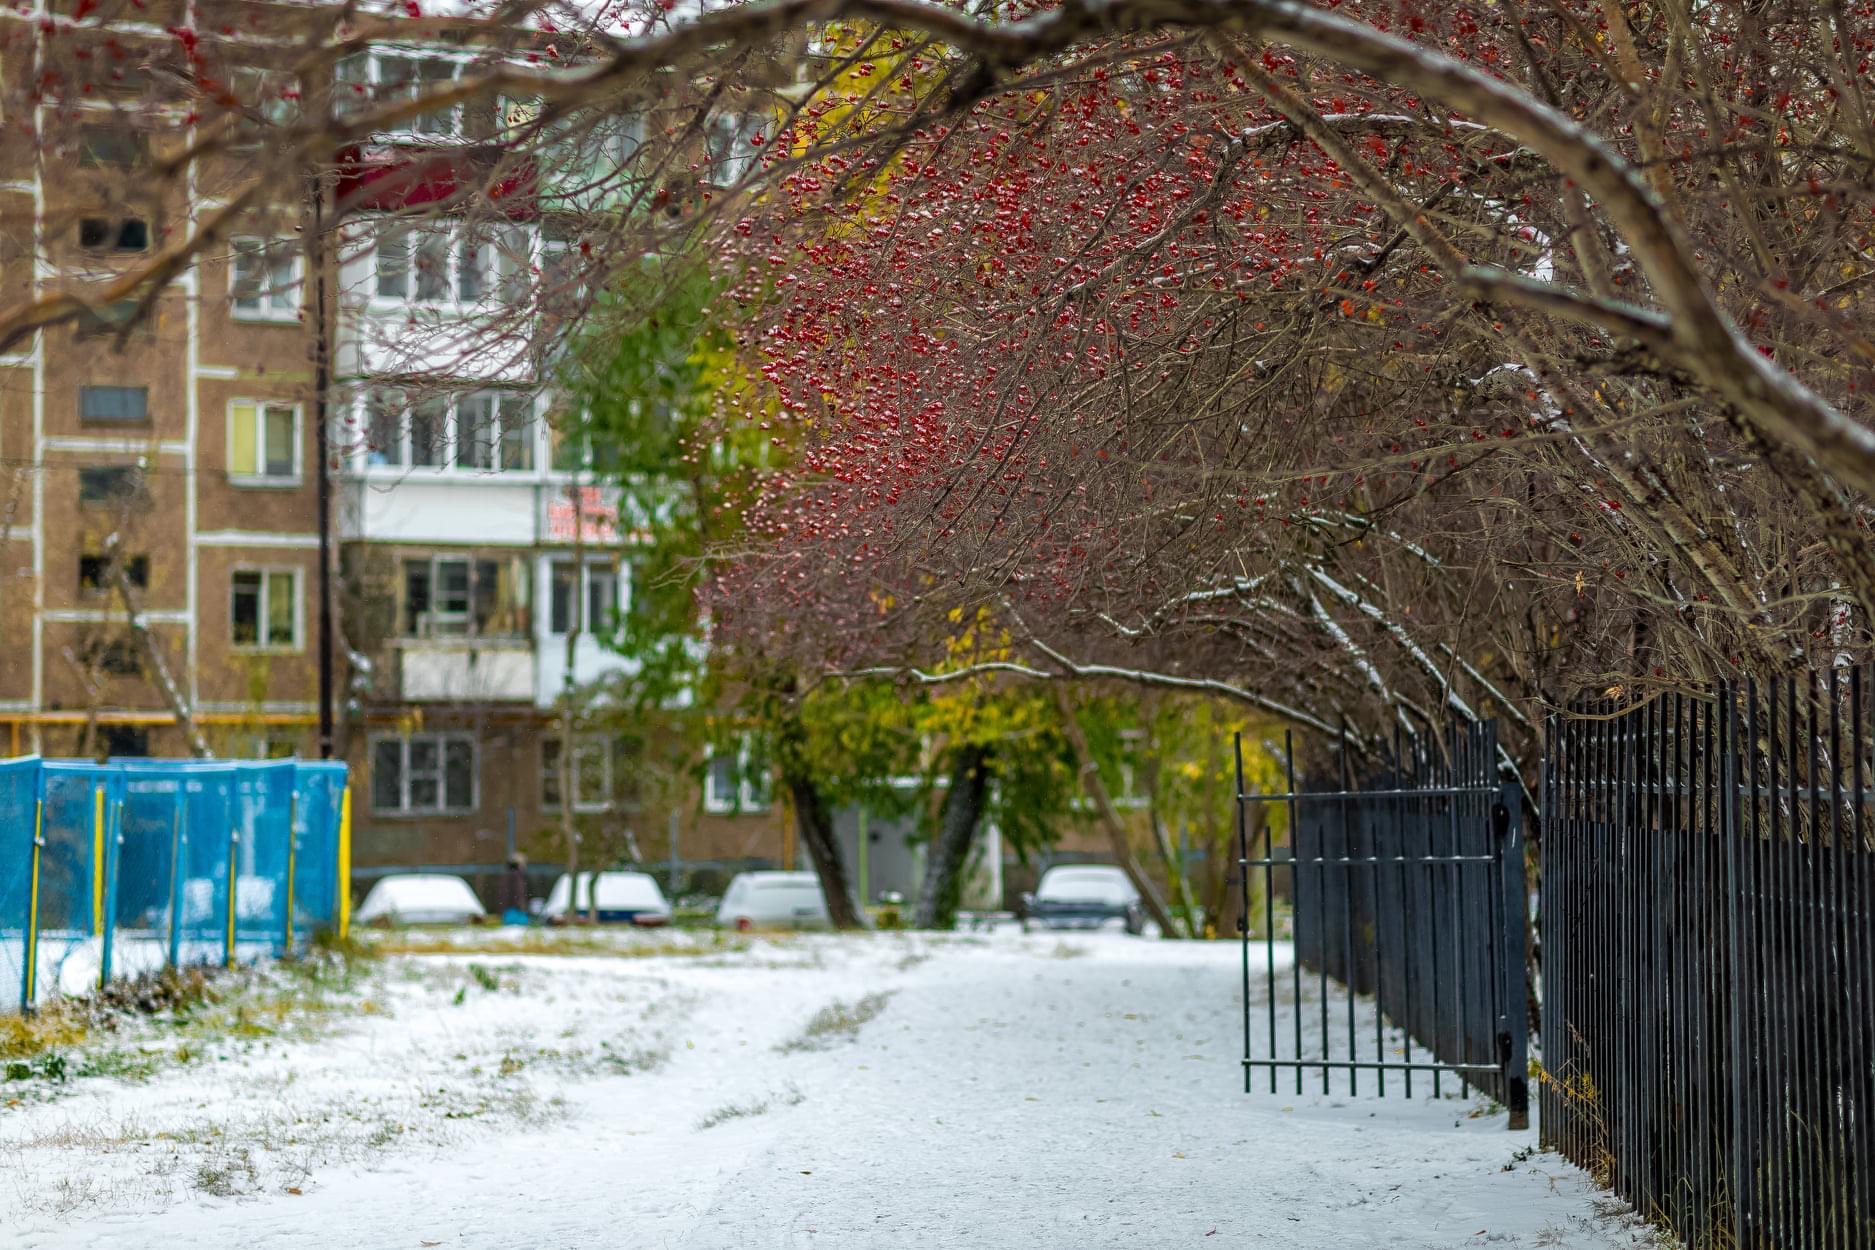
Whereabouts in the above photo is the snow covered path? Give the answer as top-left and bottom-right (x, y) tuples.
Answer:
(4, 930), (1654, 1249)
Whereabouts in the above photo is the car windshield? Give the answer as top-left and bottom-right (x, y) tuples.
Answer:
(1036, 868), (1133, 903)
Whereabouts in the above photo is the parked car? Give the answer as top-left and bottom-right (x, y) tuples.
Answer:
(541, 872), (671, 926)
(355, 874), (486, 927)
(714, 871), (830, 931)
(1021, 865), (1144, 935)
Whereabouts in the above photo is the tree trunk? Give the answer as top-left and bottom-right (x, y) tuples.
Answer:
(1051, 686), (1182, 938)
(560, 482), (583, 923)
(784, 770), (867, 930)
(912, 742), (990, 929)
(105, 532), (210, 757)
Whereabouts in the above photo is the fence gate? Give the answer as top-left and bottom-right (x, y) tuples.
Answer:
(1235, 721), (1529, 1127)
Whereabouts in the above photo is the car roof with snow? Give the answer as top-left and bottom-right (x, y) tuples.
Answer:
(355, 873), (485, 920)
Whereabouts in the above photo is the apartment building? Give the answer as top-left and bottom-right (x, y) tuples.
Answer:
(0, 9), (325, 762)
(0, 8), (790, 898)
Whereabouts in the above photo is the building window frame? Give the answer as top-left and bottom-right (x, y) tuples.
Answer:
(229, 236), (303, 322)
(79, 385), (149, 426)
(229, 566), (301, 651)
(227, 399), (301, 486)
(702, 737), (772, 815)
(360, 387), (537, 474)
(370, 216), (534, 311)
(400, 554), (530, 640)
(540, 734), (619, 813)
(547, 557), (620, 637)
(369, 731), (477, 816)
(77, 465), (148, 510)
(78, 552), (148, 596)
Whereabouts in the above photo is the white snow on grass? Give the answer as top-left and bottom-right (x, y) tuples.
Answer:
(2, 930), (1657, 1249)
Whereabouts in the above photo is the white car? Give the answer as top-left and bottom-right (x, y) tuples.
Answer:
(354, 874), (486, 927)
(541, 871), (671, 926)
(1021, 864), (1144, 934)
(714, 871), (830, 931)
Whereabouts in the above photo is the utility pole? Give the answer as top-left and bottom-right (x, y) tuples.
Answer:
(667, 806), (679, 901)
(309, 167), (334, 759)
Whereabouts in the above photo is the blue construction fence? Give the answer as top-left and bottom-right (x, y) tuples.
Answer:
(0, 757), (351, 1013)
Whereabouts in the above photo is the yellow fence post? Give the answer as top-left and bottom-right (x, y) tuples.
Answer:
(337, 786), (352, 941)
(91, 784), (105, 936)
(225, 825), (239, 970)
(23, 798), (43, 1013)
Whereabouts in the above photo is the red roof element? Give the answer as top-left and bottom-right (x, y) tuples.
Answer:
(335, 143), (537, 220)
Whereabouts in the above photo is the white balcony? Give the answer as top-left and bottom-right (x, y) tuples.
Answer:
(400, 640), (533, 702)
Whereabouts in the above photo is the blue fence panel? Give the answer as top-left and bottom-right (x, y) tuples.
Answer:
(2, 755), (347, 1010)
(235, 763), (295, 956)
(114, 768), (187, 983)
(34, 764), (111, 1002)
(1, 757), (39, 1013)
(292, 763), (347, 947)
(178, 764), (237, 969)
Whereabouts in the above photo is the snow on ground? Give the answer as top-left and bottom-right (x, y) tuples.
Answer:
(2, 928), (1656, 1249)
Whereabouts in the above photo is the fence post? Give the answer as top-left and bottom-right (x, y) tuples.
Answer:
(1496, 786), (1531, 1130)
(21, 796), (43, 1014)
(100, 797), (123, 988)
(1719, 681), (1749, 1247)
(337, 785), (352, 941)
(283, 791), (298, 957)
(225, 824), (240, 970)
(166, 790), (185, 969)
(91, 783), (105, 936)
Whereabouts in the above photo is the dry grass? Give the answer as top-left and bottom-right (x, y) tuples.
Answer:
(775, 991), (895, 1054)
(369, 929), (750, 960)
(697, 1085), (805, 1130)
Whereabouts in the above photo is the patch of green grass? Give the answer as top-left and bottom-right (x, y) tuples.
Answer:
(776, 991), (895, 1054)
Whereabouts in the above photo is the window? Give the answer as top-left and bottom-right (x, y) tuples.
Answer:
(540, 735), (622, 812)
(99, 726), (149, 758)
(78, 124), (147, 168)
(704, 113), (764, 186)
(79, 217), (149, 252)
(229, 67), (300, 145)
(454, 392), (534, 471)
(703, 738), (772, 814)
(373, 218), (533, 309)
(80, 385), (148, 424)
(378, 53), (459, 137)
(230, 237), (301, 321)
(228, 401), (299, 483)
(549, 559), (619, 636)
(363, 389), (534, 472)
(78, 553), (148, 594)
(230, 568), (298, 648)
(337, 50), (461, 134)
(370, 733), (475, 815)
(77, 466), (147, 509)
(402, 556), (529, 638)
(81, 636), (142, 676)
(537, 225), (586, 315)
(75, 300), (147, 339)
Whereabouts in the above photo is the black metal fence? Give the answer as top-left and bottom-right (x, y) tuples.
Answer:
(1543, 675), (1875, 1249)
(1238, 722), (1529, 1125)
